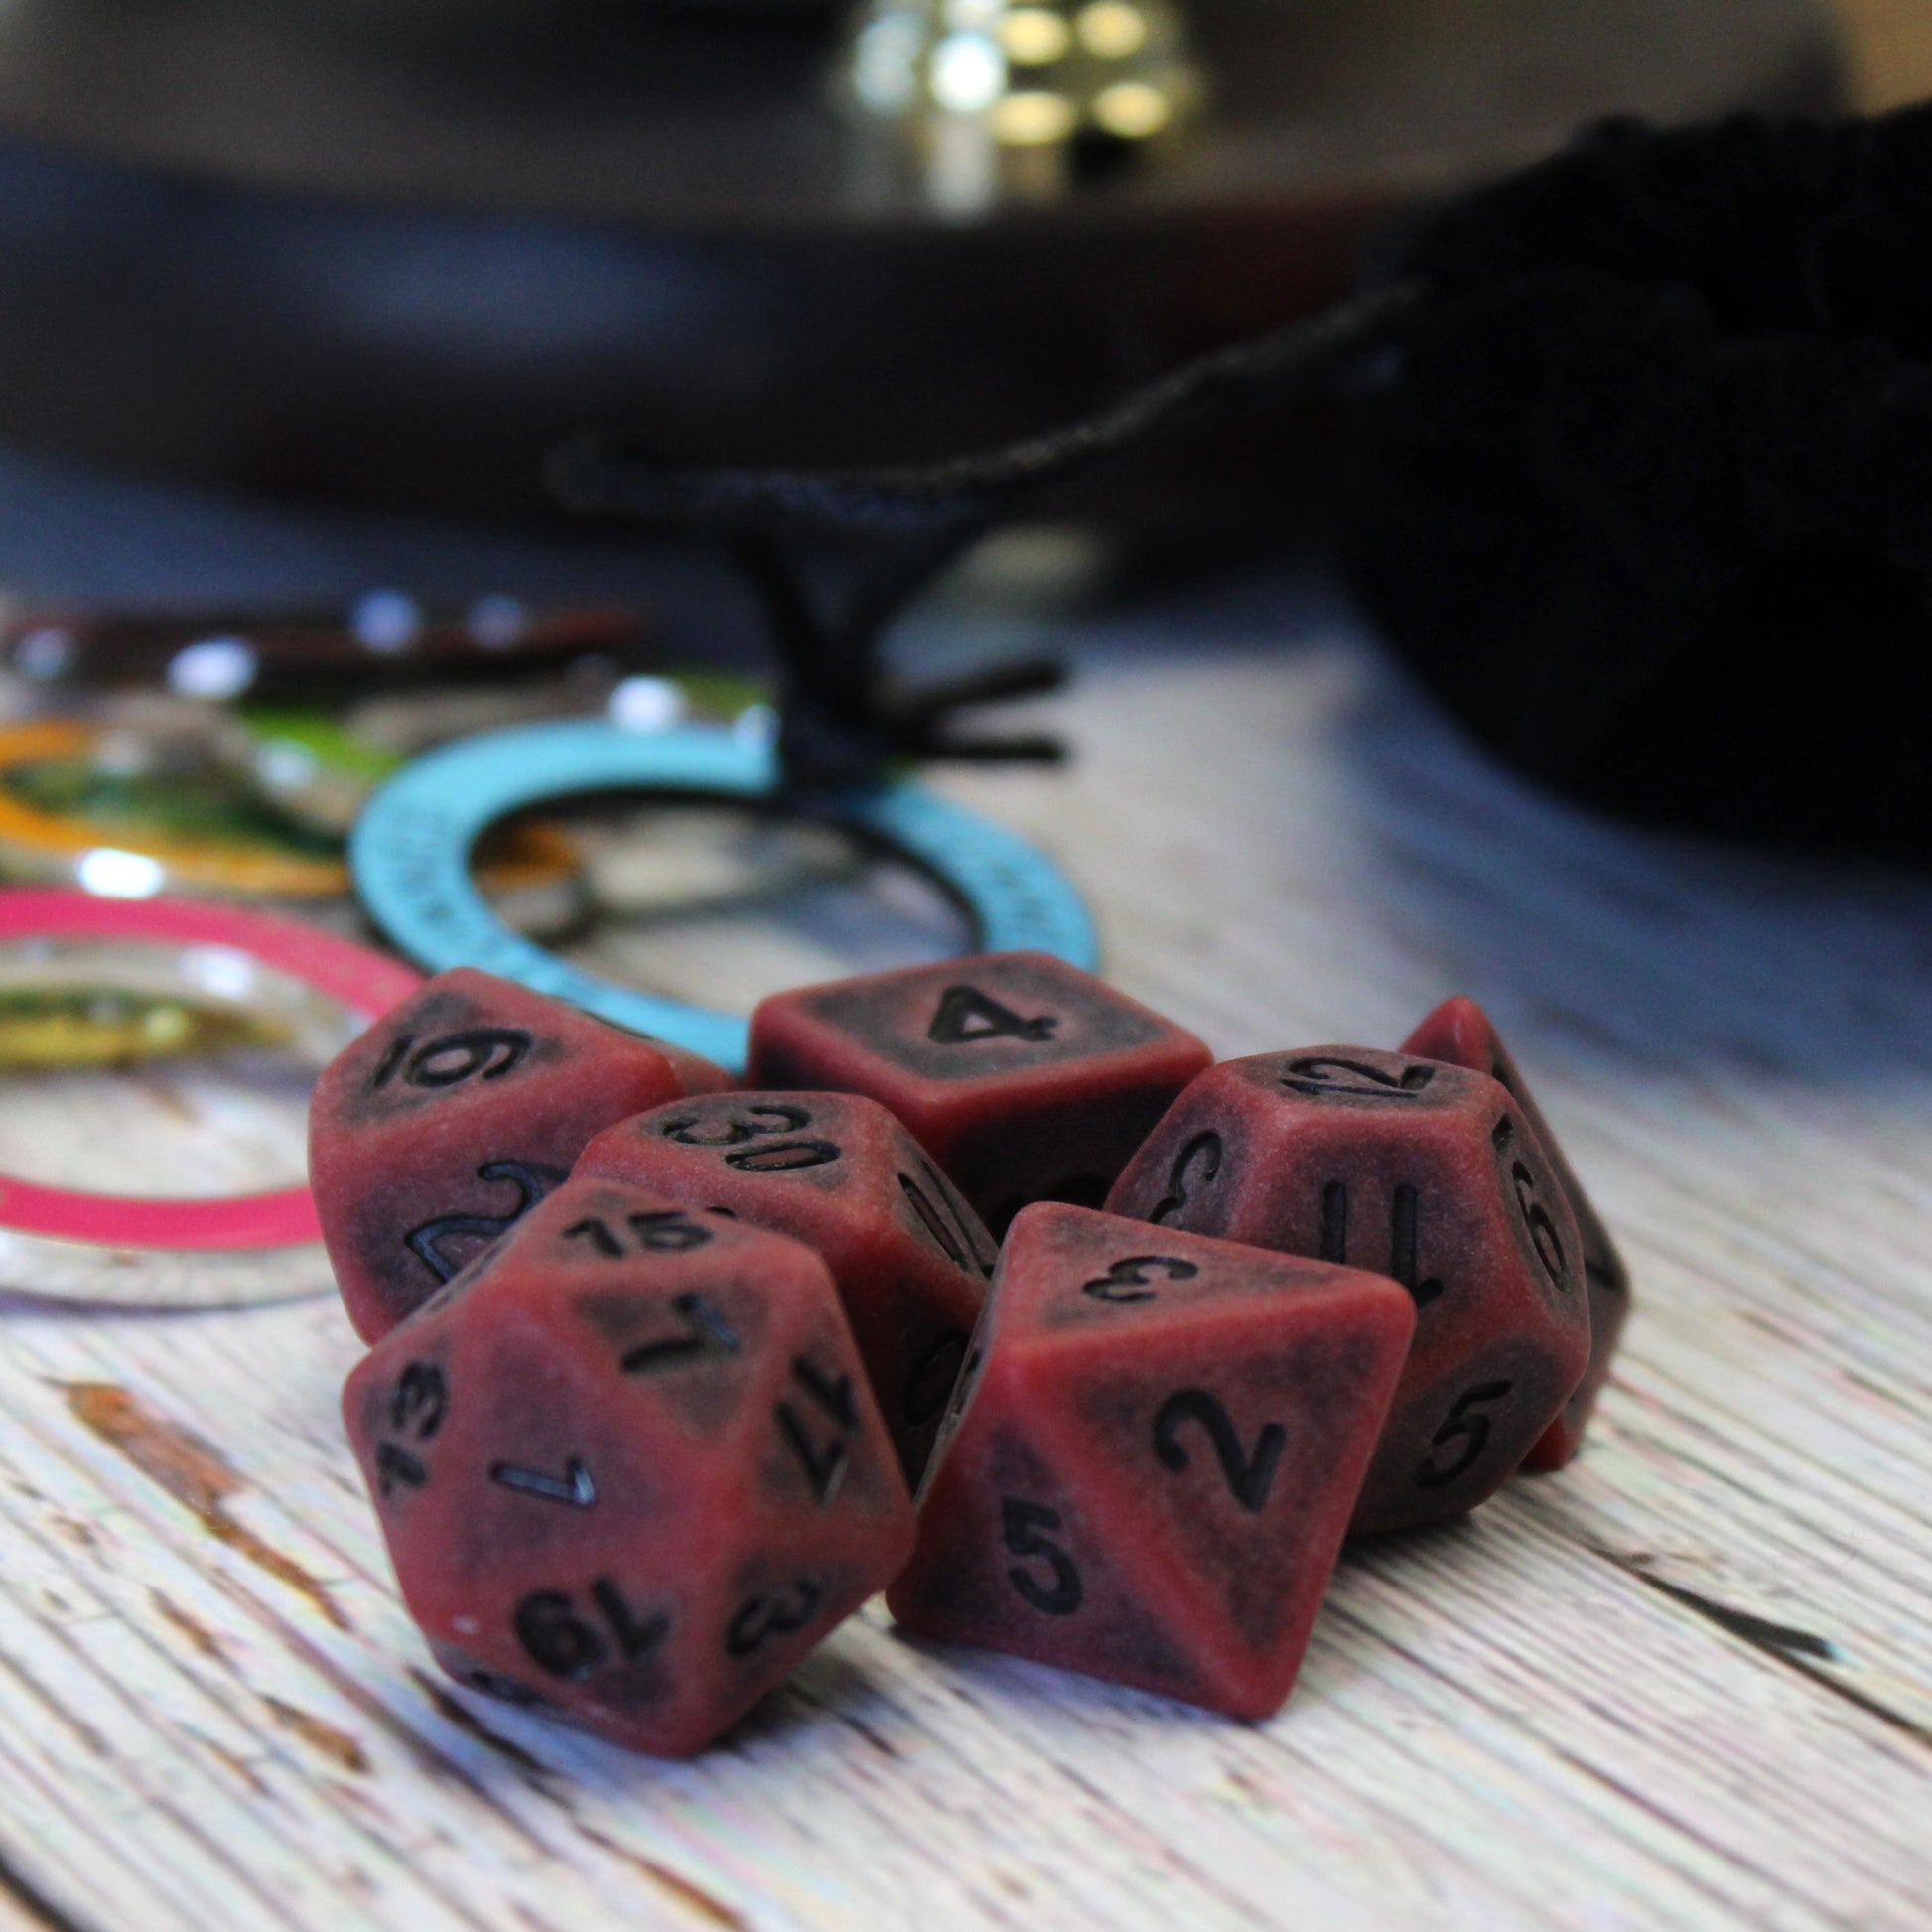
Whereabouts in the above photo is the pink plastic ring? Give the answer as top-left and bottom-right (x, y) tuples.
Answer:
(0, 889), (421, 1251)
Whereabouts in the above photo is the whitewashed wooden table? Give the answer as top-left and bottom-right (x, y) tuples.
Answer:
(1, 573), (1928, 1932)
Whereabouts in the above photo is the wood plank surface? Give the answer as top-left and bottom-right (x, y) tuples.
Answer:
(0, 569), (1928, 1931)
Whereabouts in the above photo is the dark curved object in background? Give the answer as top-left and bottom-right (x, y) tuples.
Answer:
(0, 0), (1841, 522)
(1347, 107), (1932, 863)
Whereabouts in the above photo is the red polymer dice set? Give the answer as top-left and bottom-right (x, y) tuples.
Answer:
(312, 950), (1631, 1755)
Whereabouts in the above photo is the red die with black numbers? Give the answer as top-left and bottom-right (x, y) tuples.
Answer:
(343, 1173), (913, 1759)
(1106, 1047), (1589, 1535)
(576, 1090), (996, 1485)
(888, 1203), (1415, 1719)
(310, 969), (731, 1342)
(1403, 996), (1632, 1471)
(748, 951), (1212, 1233)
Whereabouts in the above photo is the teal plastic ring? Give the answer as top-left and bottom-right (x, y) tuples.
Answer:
(350, 721), (1097, 1072)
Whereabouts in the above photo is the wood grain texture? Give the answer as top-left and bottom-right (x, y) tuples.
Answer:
(2, 585), (1930, 1931)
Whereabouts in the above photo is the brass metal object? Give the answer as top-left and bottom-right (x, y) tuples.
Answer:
(845, 0), (1204, 207)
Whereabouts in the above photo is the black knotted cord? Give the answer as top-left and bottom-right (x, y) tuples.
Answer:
(549, 280), (1432, 793)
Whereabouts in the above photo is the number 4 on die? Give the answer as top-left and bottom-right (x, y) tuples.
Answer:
(750, 950), (1212, 1233)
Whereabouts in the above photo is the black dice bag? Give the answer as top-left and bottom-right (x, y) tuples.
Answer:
(553, 105), (1932, 864)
